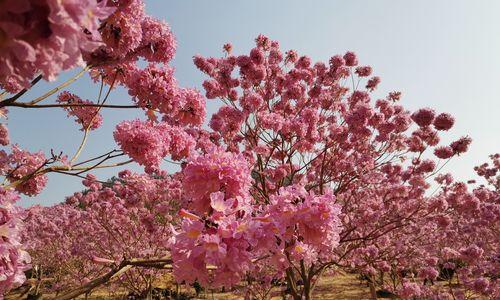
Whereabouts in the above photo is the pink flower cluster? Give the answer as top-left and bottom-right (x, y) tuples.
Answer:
(0, 188), (31, 295)
(0, 0), (114, 92)
(1, 146), (48, 196)
(0, 124), (9, 146)
(263, 185), (342, 262)
(181, 147), (251, 215)
(95, 0), (175, 64)
(57, 91), (103, 131)
(114, 119), (195, 173)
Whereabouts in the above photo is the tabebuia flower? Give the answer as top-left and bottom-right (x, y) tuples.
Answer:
(355, 66), (372, 77)
(433, 112), (455, 131)
(22, 171), (177, 295)
(139, 16), (176, 63)
(398, 281), (422, 298)
(263, 185), (342, 257)
(411, 108), (436, 127)
(100, 0), (145, 58)
(182, 146), (251, 215)
(114, 119), (194, 173)
(366, 76), (381, 91)
(434, 145), (454, 159)
(0, 188), (31, 295)
(209, 106), (245, 140)
(114, 119), (169, 172)
(0, 0), (114, 92)
(126, 64), (180, 114)
(343, 51), (358, 66)
(57, 91), (103, 131)
(6, 146), (48, 196)
(0, 124), (9, 146)
(171, 88), (206, 126)
(450, 136), (472, 154)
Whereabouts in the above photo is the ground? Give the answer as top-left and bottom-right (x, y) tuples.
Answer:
(6, 273), (374, 299)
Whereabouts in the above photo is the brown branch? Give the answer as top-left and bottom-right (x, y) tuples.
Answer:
(56, 257), (172, 300)
(0, 75), (43, 107)
(7, 102), (139, 109)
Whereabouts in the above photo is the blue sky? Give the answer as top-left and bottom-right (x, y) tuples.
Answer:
(10, 0), (500, 206)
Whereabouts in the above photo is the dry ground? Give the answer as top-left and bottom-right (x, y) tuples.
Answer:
(6, 273), (374, 299)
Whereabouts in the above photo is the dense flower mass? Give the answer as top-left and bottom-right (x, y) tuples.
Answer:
(182, 147), (251, 215)
(22, 171), (179, 294)
(114, 119), (194, 173)
(0, 188), (31, 295)
(0, 0), (114, 92)
(4, 146), (48, 196)
(114, 119), (170, 172)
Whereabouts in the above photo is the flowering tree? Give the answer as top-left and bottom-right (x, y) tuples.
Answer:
(0, 0), (183, 296)
(22, 171), (180, 297)
(363, 154), (499, 299)
(0, 0), (497, 299)
(169, 35), (483, 299)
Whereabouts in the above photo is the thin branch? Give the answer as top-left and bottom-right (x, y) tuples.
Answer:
(7, 103), (139, 109)
(0, 75), (43, 107)
(28, 66), (91, 105)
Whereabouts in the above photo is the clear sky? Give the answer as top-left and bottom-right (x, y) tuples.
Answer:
(11, 0), (500, 206)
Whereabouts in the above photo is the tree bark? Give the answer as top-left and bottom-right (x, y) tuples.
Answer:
(369, 275), (378, 300)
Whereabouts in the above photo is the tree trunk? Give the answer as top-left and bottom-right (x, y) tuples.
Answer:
(303, 281), (312, 300)
(369, 278), (378, 300)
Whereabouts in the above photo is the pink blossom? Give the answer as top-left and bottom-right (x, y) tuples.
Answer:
(126, 64), (180, 115)
(250, 48), (265, 65)
(399, 281), (422, 298)
(460, 244), (483, 262)
(366, 76), (381, 91)
(223, 43), (233, 54)
(100, 0), (144, 58)
(0, 0), (113, 91)
(411, 108), (436, 127)
(434, 146), (454, 159)
(355, 66), (372, 77)
(182, 147), (251, 214)
(7, 146), (47, 196)
(418, 267), (439, 280)
(138, 16), (176, 63)
(450, 136), (472, 154)
(57, 91), (103, 131)
(433, 113), (455, 131)
(171, 88), (206, 126)
(472, 277), (489, 293)
(0, 124), (9, 146)
(209, 106), (244, 139)
(285, 50), (299, 64)
(114, 119), (170, 172)
(240, 92), (263, 112)
(0, 188), (31, 295)
(343, 51), (358, 66)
